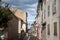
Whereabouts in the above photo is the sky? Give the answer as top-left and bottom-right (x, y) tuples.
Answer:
(2, 0), (38, 29)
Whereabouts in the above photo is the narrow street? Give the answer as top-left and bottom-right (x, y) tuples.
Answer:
(28, 35), (39, 40)
(23, 34), (39, 40)
(0, 0), (60, 40)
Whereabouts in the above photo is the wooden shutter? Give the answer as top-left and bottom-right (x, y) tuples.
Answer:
(54, 22), (57, 36)
(48, 24), (50, 35)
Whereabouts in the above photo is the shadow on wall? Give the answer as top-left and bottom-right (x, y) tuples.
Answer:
(19, 30), (26, 40)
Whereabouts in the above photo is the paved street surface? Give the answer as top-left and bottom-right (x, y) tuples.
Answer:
(23, 34), (39, 40)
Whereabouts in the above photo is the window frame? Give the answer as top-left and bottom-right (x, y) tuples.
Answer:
(52, 0), (56, 15)
(48, 24), (50, 35)
(54, 22), (57, 36)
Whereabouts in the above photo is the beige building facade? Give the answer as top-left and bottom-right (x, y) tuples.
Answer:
(5, 8), (27, 40)
(35, 12), (42, 40)
(37, 0), (60, 40)
(10, 8), (27, 33)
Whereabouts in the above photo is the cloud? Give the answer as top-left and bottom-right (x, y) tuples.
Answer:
(2, 0), (38, 11)
(27, 19), (35, 25)
(26, 8), (36, 11)
(26, 2), (38, 7)
(2, 0), (11, 2)
(11, 5), (16, 8)
(28, 19), (35, 23)
(2, 0), (37, 6)
(2, 0), (38, 29)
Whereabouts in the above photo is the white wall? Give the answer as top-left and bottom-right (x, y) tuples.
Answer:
(46, 0), (60, 40)
(18, 20), (21, 33)
(22, 24), (26, 32)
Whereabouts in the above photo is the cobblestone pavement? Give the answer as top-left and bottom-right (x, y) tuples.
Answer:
(23, 34), (39, 40)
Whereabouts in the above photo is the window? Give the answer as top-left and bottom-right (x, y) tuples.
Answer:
(52, 0), (56, 15)
(48, 5), (50, 16)
(41, 3), (43, 10)
(44, 10), (46, 19)
(41, 13), (43, 23)
(44, 0), (46, 5)
(54, 22), (57, 36)
(48, 24), (50, 35)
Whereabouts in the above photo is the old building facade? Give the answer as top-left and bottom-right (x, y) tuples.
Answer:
(4, 8), (27, 40)
(37, 0), (60, 40)
(30, 21), (37, 37)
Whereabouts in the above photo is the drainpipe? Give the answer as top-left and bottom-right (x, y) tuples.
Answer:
(57, 0), (60, 40)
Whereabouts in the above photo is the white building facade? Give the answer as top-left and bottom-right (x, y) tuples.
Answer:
(37, 0), (60, 40)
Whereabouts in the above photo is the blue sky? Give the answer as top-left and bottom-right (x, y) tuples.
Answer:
(2, 0), (38, 29)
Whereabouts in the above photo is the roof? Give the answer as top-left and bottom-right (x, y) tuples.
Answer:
(10, 8), (27, 23)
